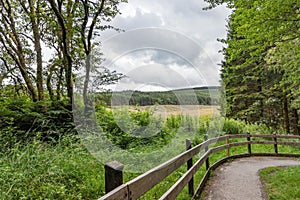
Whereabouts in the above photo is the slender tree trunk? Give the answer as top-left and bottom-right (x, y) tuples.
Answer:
(18, 54), (38, 102)
(48, 0), (74, 106)
(47, 65), (55, 101)
(283, 95), (290, 134)
(29, 0), (44, 102)
(83, 54), (91, 106)
(292, 109), (299, 135)
(81, 0), (105, 110)
(56, 66), (64, 101)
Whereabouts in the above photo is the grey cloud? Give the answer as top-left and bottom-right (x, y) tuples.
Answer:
(118, 63), (201, 89)
(102, 28), (203, 66)
(99, 0), (231, 89)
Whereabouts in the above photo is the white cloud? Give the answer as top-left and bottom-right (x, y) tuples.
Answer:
(99, 0), (231, 91)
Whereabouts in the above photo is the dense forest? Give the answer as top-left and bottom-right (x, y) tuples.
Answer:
(205, 0), (300, 134)
(97, 87), (219, 106)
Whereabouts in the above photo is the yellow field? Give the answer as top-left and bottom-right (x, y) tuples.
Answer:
(110, 105), (220, 117)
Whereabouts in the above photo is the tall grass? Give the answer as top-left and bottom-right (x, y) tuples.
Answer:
(0, 137), (105, 200)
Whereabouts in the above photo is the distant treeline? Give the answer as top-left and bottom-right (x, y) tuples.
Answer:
(96, 87), (220, 106)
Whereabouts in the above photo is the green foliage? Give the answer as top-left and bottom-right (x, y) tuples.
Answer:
(0, 97), (76, 148)
(222, 118), (244, 134)
(95, 105), (177, 149)
(0, 137), (104, 200)
(206, 0), (300, 134)
(260, 166), (300, 200)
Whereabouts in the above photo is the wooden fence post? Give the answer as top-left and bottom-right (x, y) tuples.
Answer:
(204, 134), (210, 170)
(186, 139), (194, 196)
(247, 132), (251, 155)
(226, 135), (230, 157)
(273, 132), (278, 154)
(105, 160), (124, 193)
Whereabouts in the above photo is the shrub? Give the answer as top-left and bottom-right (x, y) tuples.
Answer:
(0, 97), (76, 146)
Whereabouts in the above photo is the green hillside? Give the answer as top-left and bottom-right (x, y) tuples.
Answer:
(96, 86), (220, 106)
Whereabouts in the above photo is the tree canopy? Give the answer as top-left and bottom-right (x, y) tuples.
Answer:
(0, 0), (126, 106)
(205, 0), (300, 134)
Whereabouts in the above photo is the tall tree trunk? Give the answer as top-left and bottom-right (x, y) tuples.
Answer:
(81, 0), (105, 109)
(18, 53), (38, 102)
(282, 95), (290, 134)
(48, 0), (75, 107)
(83, 54), (91, 107)
(56, 66), (64, 101)
(47, 65), (55, 101)
(0, 0), (38, 102)
(292, 109), (299, 135)
(29, 0), (44, 101)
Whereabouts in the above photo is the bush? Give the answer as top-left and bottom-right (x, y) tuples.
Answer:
(222, 118), (244, 135)
(0, 97), (76, 146)
(95, 106), (181, 150)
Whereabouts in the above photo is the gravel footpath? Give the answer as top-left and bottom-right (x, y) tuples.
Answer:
(201, 157), (300, 200)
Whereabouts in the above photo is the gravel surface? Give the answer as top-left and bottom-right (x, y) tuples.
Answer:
(201, 157), (300, 200)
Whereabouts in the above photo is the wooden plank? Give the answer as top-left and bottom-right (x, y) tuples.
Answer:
(229, 141), (250, 147)
(210, 144), (229, 153)
(250, 134), (275, 138)
(159, 150), (211, 200)
(126, 141), (208, 199)
(226, 136), (230, 156)
(275, 135), (300, 139)
(247, 132), (252, 154)
(186, 139), (194, 196)
(251, 141), (275, 145)
(228, 134), (250, 139)
(98, 184), (128, 200)
(277, 141), (300, 146)
(227, 134), (294, 139)
(206, 135), (227, 145)
(204, 135), (210, 170)
(273, 133), (278, 154)
(249, 134), (300, 140)
(105, 161), (124, 193)
(192, 170), (210, 200)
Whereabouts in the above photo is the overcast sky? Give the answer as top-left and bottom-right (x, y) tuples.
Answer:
(98, 0), (232, 91)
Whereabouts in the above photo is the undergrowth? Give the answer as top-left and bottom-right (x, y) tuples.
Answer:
(0, 136), (104, 200)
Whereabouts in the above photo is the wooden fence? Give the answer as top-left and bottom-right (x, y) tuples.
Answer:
(99, 133), (300, 200)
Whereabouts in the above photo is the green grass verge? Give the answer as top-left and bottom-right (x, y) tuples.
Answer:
(260, 165), (300, 200)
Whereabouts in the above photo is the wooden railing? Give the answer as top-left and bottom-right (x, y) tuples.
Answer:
(99, 133), (300, 200)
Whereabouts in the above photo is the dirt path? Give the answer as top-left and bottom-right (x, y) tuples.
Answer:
(201, 157), (300, 200)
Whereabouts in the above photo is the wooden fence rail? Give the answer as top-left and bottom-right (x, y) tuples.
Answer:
(99, 133), (300, 200)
